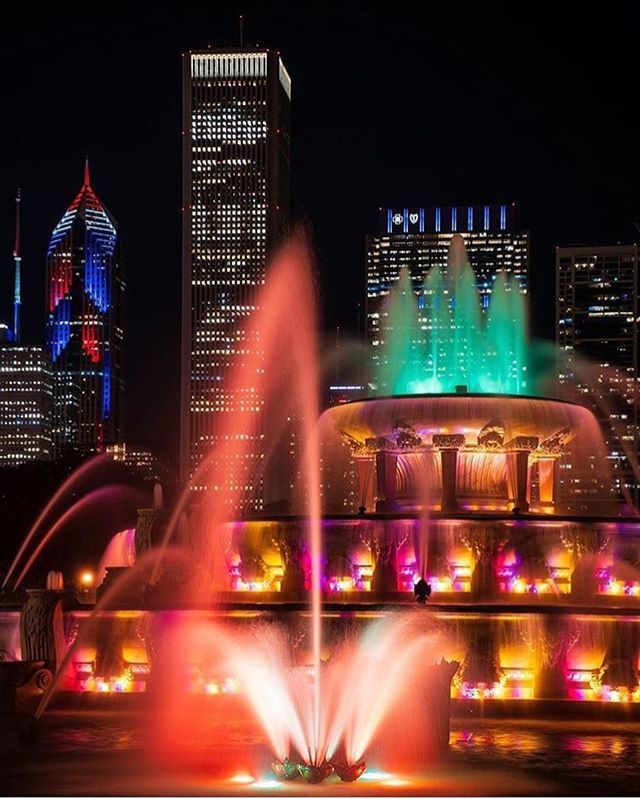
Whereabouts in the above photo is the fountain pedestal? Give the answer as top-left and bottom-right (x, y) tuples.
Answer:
(425, 659), (460, 751)
(434, 436), (464, 513)
(375, 448), (399, 512)
(0, 589), (66, 717)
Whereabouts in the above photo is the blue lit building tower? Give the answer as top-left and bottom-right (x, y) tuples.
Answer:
(46, 160), (125, 453)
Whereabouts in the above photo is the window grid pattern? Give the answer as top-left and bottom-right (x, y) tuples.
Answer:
(556, 245), (639, 511)
(182, 50), (290, 506)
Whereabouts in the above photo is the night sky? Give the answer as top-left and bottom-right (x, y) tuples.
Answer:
(0, 5), (637, 467)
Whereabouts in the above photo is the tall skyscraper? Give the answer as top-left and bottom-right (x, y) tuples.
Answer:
(366, 203), (529, 387)
(0, 192), (53, 465)
(180, 48), (291, 504)
(0, 344), (53, 465)
(46, 161), (125, 454)
(556, 244), (639, 511)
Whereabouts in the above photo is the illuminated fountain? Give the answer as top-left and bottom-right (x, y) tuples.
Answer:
(374, 234), (529, 397)
(3, 231), (640, 793)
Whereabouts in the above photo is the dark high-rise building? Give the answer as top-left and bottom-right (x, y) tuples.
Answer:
(366, 204), (529, 386)
(556, 244), (639, 510)
(180, 49), (291, 504)
(46, 162), (125, 454)
(0, 344), (53, 465)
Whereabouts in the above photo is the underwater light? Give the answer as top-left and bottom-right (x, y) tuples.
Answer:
(230, 772), (255, 784)
(252, 779), (281, 789)
(328, 575), (354, 592)
(78, 570), (94, 587)
(359, 769), (391, 781)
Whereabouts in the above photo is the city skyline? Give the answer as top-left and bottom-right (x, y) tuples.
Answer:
(0, 8), (638, 465)
(4, 13), (640, 795)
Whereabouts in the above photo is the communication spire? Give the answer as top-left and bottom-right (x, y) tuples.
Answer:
(239, 14), (244, 48)
(83, 155), (91, 188)
(12, 188), (21, 343)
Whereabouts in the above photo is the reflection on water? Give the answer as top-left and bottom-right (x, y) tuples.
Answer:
(1, 713), (639, 796)
(450, 721), (640, 794)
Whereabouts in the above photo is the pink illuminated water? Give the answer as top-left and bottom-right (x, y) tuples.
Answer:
(11, 485), (145, 590)
(2, 453), (109, 589)
(31, 231), (452, 777)
(147, 611), (447, 770)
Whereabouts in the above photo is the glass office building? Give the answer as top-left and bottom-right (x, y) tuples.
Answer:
(557, 244), (639, 511)
(0, 345), (53, 465)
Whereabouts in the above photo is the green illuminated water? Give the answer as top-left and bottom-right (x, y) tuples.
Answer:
(375, 234), (529, 395)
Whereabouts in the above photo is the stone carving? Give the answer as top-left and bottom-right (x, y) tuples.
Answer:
(392, 420), (423, 450)
(539, 427), (573, 455)
(20, 590), (66, 668)
(433, 434), (465, 449)
(459, 621), (500, 685)
(274, 525), (306, 593)
(340, 433), (364, 456)
(477, 418), (505, 449)
(504, 435), (539, 452)
(135, 508), (164, 555)
(461, 524), (509, 599)
(370, 525), (408, 592)
(521, 617), (580, 698)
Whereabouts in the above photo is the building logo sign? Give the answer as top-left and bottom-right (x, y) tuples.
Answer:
(387, 208), (425, 234)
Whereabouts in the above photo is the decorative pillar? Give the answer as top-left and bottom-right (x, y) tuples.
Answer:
(505, 436), (538, 513)
(374, 441), (399, 512)
(135, 507), (166, 555)
(537, 458), (556, 510)
(602, 620), (640, 693)
(534, 615), (575, 699)
(434, 434), (464, 513)
(371, 525), (400, 592)
(277, 523), (307, 595)
(356, 457), (376, 512)
(461, 618), (501, 686)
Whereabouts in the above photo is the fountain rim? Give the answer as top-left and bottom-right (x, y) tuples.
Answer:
(230, 511), (640, 525)
(322, 391), (587, 410)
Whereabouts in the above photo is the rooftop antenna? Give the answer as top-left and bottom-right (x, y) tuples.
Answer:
(83, 154), (91, 188)
(12, 189), (21, 344)
(239, 14), (244, 48)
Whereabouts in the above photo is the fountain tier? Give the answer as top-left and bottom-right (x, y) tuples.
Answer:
(321, 393), (602, 514)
